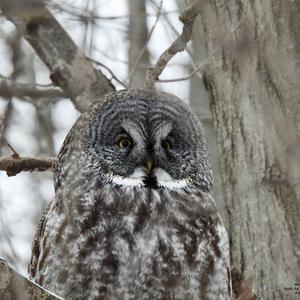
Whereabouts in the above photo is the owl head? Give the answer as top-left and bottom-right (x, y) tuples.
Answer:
(55, 89), (213, 192)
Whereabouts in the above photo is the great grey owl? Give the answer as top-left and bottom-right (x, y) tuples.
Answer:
(28, 89), (231, 299)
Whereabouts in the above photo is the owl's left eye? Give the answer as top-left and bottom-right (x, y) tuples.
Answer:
(117, 137), (132, 149)
(161, 139), (173, 150)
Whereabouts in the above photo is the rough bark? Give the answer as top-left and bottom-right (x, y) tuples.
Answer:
(0, 258), (61, 299)
(188, 14), (226, 227)
(200, 1), (300, 299)
(0, 0), (115, 112)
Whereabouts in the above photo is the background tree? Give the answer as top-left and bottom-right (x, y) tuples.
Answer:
(200, 1), (300, 299)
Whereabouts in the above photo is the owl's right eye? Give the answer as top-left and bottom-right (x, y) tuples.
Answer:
(117, 137), (132, 149)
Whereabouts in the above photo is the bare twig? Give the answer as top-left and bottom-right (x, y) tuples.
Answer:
(0, 101), (12, 149)
(0, 0), (115, 112)
(6, 142), (20, 158)
(144, 1), (203, 89)
(0, 156), (56, 176)
(87, 57), (128, 88)
(149, 0), (202, 81)
(48, 0), (178, 21)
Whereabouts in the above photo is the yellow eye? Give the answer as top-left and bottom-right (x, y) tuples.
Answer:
(117, 137), (132, 148)
(162, 139), (172, 150)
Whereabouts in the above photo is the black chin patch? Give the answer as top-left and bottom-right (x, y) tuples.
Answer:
(143, 175), (158, 189)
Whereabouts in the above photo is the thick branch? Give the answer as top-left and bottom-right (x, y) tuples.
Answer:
(0, 0), (115, 112)
(0, 258), (61, 299)
(0, 156), (56, 176)
(0, 77), (65, 101)
(144, 2), (203, 89)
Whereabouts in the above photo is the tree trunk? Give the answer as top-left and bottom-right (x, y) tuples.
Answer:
(200, 1), (300, 299)
(128, 0), (149, 88)
(189, 15), (226, 227)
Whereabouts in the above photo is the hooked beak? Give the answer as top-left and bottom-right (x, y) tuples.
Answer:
(146, 160), (153, 174)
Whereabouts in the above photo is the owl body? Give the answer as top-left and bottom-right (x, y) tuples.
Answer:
(29, 90), (231, 299)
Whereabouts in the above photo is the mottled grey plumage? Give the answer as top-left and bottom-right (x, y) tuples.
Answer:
(29, 89), (231, 299)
